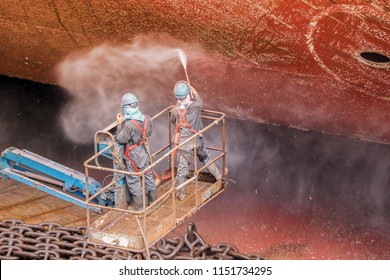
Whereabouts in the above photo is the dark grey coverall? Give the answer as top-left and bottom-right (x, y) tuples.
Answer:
(170, 92), (211, 185)
(116, 116), (156, 196)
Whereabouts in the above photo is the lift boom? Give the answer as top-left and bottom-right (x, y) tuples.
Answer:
(0, 147), (111, 213)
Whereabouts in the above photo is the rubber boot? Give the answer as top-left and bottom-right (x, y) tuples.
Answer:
(175, 176), (186, 201)
(206, 163), (222, 181)
(132, 195), (144, 211)
(148, 190), (157, 205)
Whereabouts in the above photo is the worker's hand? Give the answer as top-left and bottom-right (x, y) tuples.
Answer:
(116, 112), (125, 124)
(190, 85), (197, 94)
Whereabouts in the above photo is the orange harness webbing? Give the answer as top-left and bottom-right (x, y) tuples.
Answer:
(172, 108), (198, 146)
(154, 108), (200, 182)
(171, 107), (202, 166)
(123, 119), (148, 173)
(123, 119), (161, 180)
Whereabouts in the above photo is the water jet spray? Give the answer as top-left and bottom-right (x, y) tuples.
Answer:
(178, 49), (194, 99)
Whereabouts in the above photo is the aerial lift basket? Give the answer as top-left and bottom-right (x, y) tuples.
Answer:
(84, 106), (227, 252)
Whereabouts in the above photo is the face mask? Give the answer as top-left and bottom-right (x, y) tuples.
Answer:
(123, 105), (145, 122)
(177, 94), (192, 110)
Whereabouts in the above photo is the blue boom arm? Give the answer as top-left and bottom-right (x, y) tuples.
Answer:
(0, 147), (112, 213)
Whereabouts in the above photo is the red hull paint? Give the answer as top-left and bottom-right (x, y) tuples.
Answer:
(0, 1), (389, 142)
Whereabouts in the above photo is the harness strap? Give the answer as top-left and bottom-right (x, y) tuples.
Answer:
(123, 119), (148, 173)
(173, 108), (200, 145)
(122, 119), (161, 180)
(172, 107), (202, 165)
(177, 108), (198, 135)
(131, 120), (148, 142)
(152, 108), (199, 182)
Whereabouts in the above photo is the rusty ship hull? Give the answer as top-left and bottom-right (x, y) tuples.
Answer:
(1, 1), (390, 259)
(1, 0), (390, 143)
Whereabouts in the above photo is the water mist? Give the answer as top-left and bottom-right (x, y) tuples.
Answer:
(56, 38), (190, 144)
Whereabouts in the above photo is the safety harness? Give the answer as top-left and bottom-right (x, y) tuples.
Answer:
(123, 119), (148, 173)
(145, 107), (200, 182)
(172, 108), (199, 145)
(123, 119), (162, 181)
(123, 108), (201, 182)
(171, 107), (205, 167)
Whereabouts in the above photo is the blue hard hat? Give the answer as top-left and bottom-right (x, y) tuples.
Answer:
(121, 92), (138, 106)
(173, 81), (190, 98)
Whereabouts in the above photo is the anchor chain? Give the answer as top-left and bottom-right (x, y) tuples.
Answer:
(0, 219), (266, 260)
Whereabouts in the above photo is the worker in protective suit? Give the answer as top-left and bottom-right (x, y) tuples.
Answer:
(116, 93), (157, 210)
(171, 81), (223, 200)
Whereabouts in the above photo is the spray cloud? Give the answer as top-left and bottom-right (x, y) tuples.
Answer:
(57, 37), (189, 144)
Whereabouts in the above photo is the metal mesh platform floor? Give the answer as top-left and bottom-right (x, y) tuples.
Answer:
(89, 177), (223, 251)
